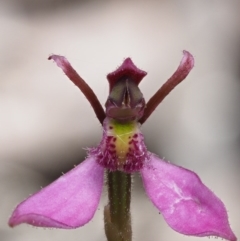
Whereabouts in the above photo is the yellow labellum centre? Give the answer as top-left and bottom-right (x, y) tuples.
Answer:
(108, 119), (139, 164)
(90, 118), (149, 172)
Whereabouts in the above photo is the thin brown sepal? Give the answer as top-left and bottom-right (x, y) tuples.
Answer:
(139, 50), (194, 124)
(49, 55), (106, 125)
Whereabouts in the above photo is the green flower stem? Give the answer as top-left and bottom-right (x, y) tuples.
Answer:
(104, 170), (132, 241)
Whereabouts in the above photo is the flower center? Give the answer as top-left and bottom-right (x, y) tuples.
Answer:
(108, 119), (138, 163)
(89, 118), (149, 172)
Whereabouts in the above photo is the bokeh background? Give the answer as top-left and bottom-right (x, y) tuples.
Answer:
(1, 0), (240, 240)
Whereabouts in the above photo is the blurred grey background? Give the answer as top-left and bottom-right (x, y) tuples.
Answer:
(1, 0), (240, 240)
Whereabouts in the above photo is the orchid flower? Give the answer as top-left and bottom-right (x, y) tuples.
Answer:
(9, 51), (236, 241)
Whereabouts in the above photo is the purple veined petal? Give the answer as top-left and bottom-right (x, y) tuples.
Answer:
(9, 157), (104, 229)
(140, 154), (237, 241)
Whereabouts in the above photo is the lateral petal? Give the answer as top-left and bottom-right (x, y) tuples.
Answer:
(9, 157), (104, 228)
(140, 155), (236, 241)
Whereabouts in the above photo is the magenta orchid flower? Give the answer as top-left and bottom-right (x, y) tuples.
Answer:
(9, 51), (236, 241)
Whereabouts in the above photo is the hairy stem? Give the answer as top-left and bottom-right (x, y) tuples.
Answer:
(104, 171), (132, 241)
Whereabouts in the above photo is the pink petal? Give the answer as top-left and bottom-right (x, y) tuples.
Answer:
(140, 155), (236, 241)
(9, 157), (104, 228)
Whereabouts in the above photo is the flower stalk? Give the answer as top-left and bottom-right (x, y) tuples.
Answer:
(105, 171), (132, 241)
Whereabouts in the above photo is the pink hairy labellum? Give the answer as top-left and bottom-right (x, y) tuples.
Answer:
(9, 51), (237, 241)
